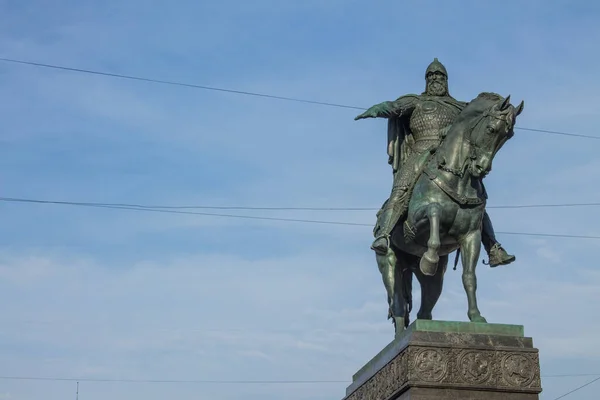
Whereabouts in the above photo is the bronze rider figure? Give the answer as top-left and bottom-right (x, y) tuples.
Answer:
(355, 58), (515, 268)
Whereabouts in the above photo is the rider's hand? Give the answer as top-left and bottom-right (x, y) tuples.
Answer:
(354, 106), (380, 120)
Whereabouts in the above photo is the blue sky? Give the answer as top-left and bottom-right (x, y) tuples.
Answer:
(1, 0), (600, 399)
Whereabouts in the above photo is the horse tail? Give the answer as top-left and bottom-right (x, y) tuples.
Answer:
(453, 248), (461, 270)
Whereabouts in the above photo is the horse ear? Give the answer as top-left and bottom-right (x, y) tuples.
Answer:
(500, 95), (511, 110)
(515, 100), (524, 116)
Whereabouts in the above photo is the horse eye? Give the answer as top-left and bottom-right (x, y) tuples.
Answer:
(486, 126), (495, 134)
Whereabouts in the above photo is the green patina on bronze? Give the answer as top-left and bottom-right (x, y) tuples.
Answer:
(409, 319), (524, 336)
(354, 59), (525, 338)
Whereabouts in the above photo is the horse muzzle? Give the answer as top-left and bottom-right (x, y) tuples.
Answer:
(471, 162), (491, 178)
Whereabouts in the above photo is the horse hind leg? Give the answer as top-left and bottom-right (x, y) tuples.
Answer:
(419, 203), (442, 276)
(397, 255), (414, 329)
(376, 248), (403, 335)
(416, 255), (448, 320)
(376, 247), (411, 336)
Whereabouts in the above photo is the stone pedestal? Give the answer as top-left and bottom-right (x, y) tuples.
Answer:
(343, 320), (542, 400)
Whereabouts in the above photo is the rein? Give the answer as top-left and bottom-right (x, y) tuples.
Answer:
(424, 104), (502, 207)
(423, 168), (486, 206)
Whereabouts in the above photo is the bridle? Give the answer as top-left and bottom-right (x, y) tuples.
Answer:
(465, 103), (515, 169)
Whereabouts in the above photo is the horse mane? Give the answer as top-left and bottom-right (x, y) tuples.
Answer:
(435, 92), (506, 173)
(453, 92), (504, 125)
(475, 92), (503, 101)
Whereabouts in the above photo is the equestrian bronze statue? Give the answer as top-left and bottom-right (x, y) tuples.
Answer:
(355, 59), (524, 336)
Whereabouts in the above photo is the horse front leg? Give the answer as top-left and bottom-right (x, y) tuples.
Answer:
(375, 248), (408, 337)
(419, 202), (442, 276)
(460, 230), (487, 323)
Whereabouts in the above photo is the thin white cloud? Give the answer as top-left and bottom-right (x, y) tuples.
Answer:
(1, 1), (600, 400)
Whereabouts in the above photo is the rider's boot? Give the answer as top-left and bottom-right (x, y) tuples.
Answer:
(371, 207), (397, 255)
(487, 243), (515, 268)
(482, 211), (516, 267)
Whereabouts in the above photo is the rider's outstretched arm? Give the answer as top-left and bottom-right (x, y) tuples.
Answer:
(355, 95), (418, 120)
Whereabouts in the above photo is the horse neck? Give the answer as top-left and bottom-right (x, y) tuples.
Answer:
(434, 123), (481, 197)
(436, 125), (470, 176)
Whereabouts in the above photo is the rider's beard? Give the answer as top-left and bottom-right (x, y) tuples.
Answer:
(427, 81), (447, 96)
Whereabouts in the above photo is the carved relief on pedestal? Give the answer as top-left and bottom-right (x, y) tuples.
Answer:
(345, 351), (408, 400)
(411, 348), (448, 382)
(457, 350), (493, 385)
(345, 345), (541, 400)
(501, 353), (536, 387)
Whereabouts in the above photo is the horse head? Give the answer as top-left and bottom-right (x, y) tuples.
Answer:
(468, 93), (524, 178)
(453, 93), (524, 179)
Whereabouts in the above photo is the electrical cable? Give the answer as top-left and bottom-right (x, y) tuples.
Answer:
(1, 57), (598, 140)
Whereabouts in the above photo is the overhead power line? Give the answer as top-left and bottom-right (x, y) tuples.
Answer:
(0, 57), (360, 111)
(0, 196), (376, 211)
(0, 373), (597, 385)
(552, 375), (600, 400)
(2, 196), (599, 240)
(488, 202), (600, 209)
(0, 197), (370, 227)
(0, 57), (598, 140)
(0, 376), (346, 384)
(2, 196), (600, 212)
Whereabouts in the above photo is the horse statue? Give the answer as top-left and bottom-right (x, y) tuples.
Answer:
(378, 92), (524, 336)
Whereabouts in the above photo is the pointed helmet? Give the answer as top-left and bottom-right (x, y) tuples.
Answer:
(425, 58), (448, 78)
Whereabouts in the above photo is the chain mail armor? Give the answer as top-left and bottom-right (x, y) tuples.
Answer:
(373, 97), (461, 241)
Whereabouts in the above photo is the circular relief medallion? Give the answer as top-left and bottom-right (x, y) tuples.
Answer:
(502, 353), (535, 387)
(457, 351), (493, 384)
(414, 349), (448, 382)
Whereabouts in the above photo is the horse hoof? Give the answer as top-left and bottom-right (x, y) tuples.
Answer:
(470, 314), (487, 323)
(393, 317), (407, 338)
(419, 256), (438, 276)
